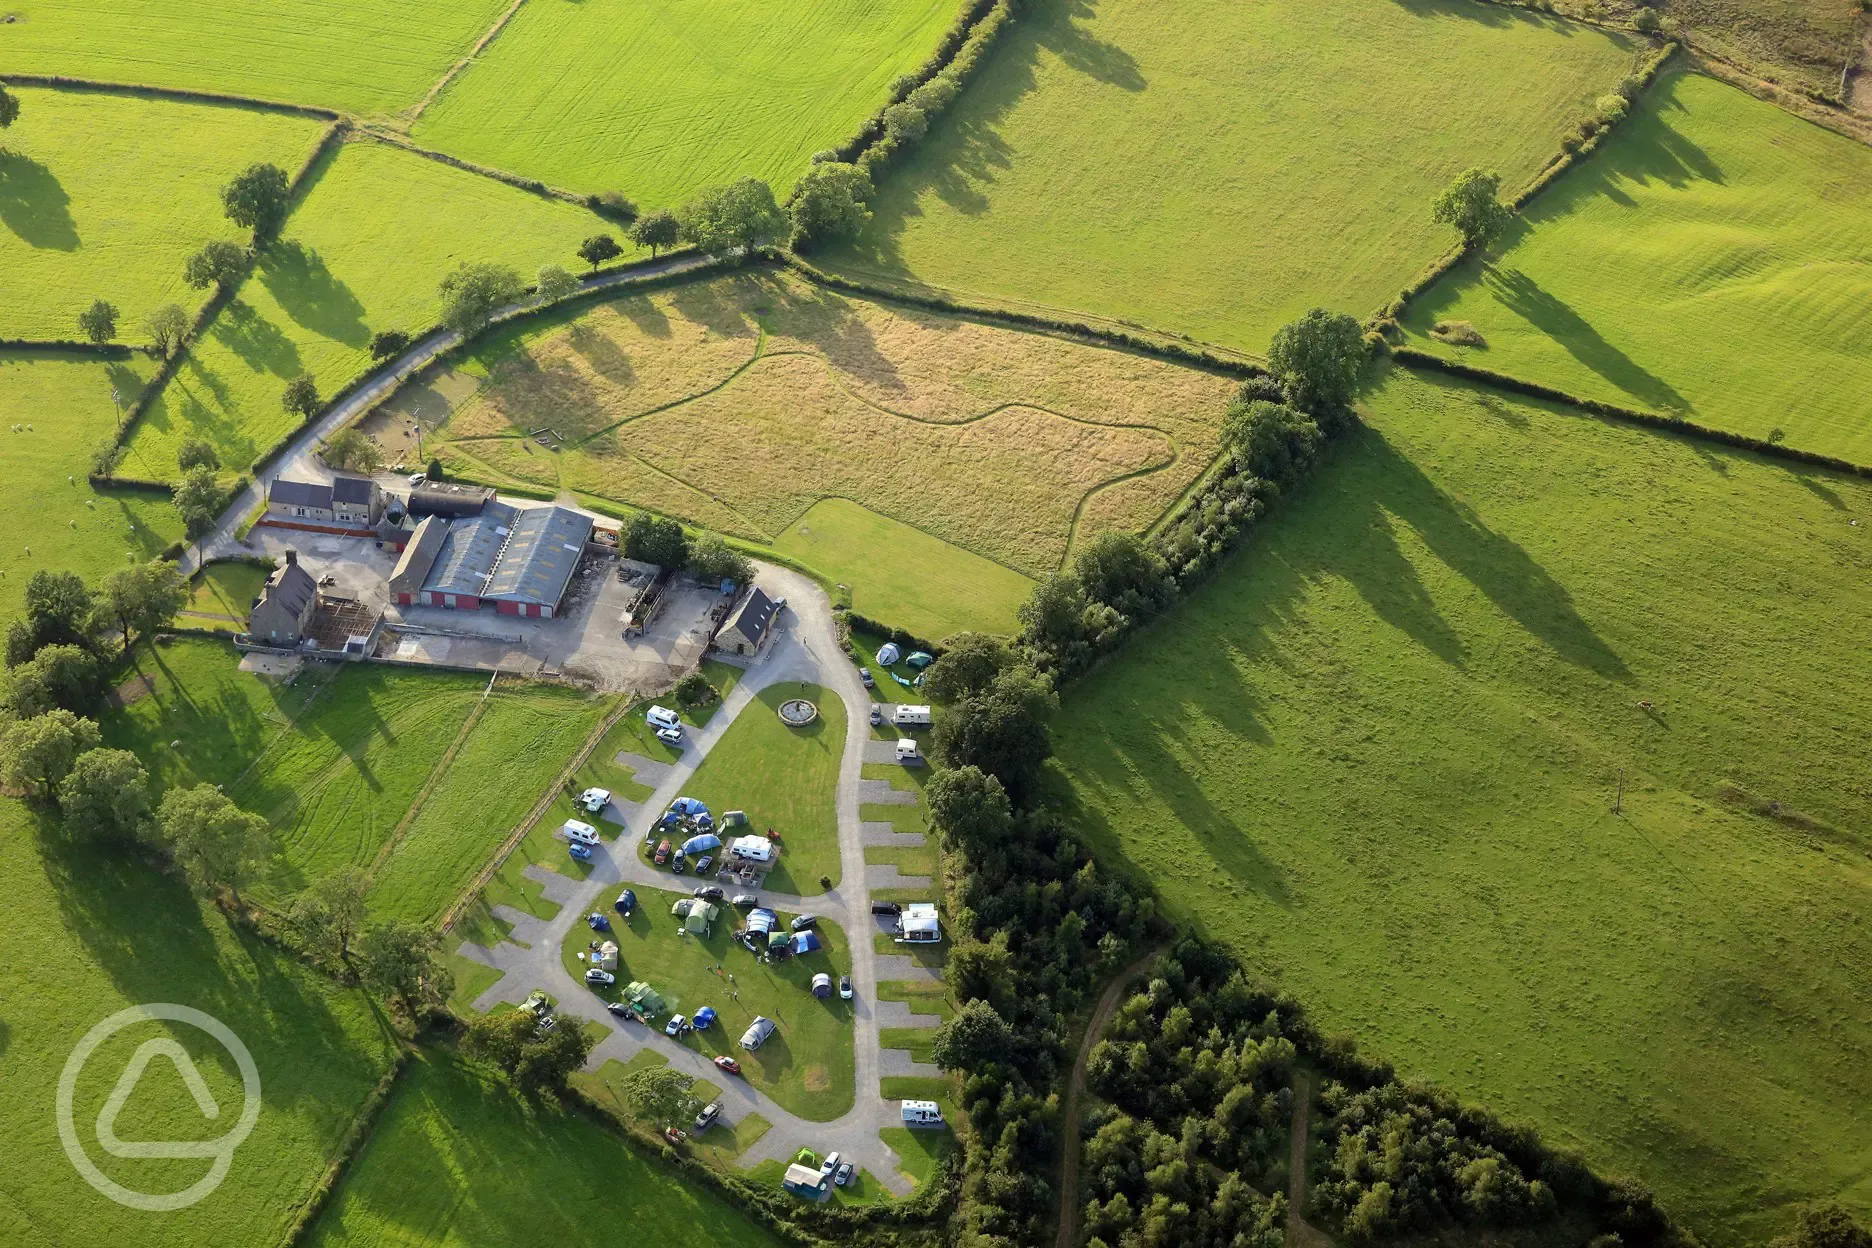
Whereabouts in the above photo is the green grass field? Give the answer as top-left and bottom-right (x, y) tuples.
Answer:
(0, 796), (398, 1245)
(0, 88), (326, 342)
(1662, 0), (1864, 98)
(1403, 71), (1872, 462)
(674, 683), (848, 895)
(182, 560), (270, 629)
(0, 351), (183, 623)
(411, 0), (958, 205)
(0, 0), (511, 118)
(826, 0), (1638, 354)
(561, 885), (856, 1120)
(1051, 365), (1872, 1242)
(775, 498), (1033, 639)
(303, 1051), (783, 1245)
(122, 137), (604, 478)
(364, 683), (610, 922)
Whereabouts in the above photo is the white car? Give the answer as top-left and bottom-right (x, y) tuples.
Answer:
(577, 787), (612, 815)
(655, 726), (684, 746)
(407, 472), (426, 487)
(584, 968), (615, 987)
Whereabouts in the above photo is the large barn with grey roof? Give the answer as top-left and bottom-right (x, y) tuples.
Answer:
(389, 502), (593, 618)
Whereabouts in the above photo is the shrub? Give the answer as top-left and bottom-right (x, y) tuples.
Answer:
(586, 190), (638, 224)
(674, 672), (716, 707)
(369, 329), (412, 362)
(1429, 319), (1487, 347)
(883, 102), (929, 144)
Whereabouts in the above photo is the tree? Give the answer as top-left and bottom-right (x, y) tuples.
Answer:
(358, 919), (453, 1019)
(3, 644), (103, 716)
(674, 671), (716, 706)
(1771, 1206), (1872, 1248)
(925, 764), (1014, 859)
(624, 513), (688, 568)
(94, 560), (187, 654)
(173, 465), (225, 541)
(0, 710), (101, 799)
(931, 666), (1056, 807)
(369, 329), (412, 362)
(1431, 167), (1511, 252)
(678, 178), (786, 259)
(20, 569), (95, 655)
(619, 1064), (705, 1126)
(426, 457), (444, 482)
(58, 747), (151, 842)
(923, 633), (1013, 702)
(1266, 308), (1365, 418)
(882, 102), (929, 145)
(685, 532), (752, 585)
(156, 784), (273, 905)
(789, 162), (872, 247)
(77, 299), (119, 345)
(438, 262), (525, 338)
(287, 866), (368, 967)
(586, 191), (639, 224)
(146, 303), (190, 358)
(629, 209), (681, 259)
(281, 373), (321, 421)
(0, 84), (19, 132)
(319, 427), (383, 473)
(576, 233), (623, 272)
(182, 239), (248, 290)
(176, 437), (221, 474)
(1072, 531), (1171, 621)
(221, 162), (291, 237)
(535, 263), (578, 304)
(1222, 399), (1322, 491)
(464, 1006), (596, 1103)
(89, 436), (124, 478)
(932, 998), (1014, 1070)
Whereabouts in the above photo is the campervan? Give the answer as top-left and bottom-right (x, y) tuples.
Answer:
(892, 705), (932, 728)
(562, 820), (601, 846)
(895, 739), (919, 763)
(900, 1100), (944, 1126)
(646, 705), (681, 731)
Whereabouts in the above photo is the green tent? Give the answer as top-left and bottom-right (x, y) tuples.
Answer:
(685, 902), (719, 936)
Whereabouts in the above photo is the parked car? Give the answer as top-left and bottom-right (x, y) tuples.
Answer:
(655, 726), (684, 746)
(614, 889), (636, 916)
(693, 885), (725, 902)
(694, 854), (713, 875)
(605, 1001), (635, 1019)
(694, 1101), (722, 1130)
(870, 704), (883, 726)
(819, 1151), (841, 1177)
(584, 968), (615, 987)
(407, 472), (426, 487)
(671, 853), (689, 875)
(568, 842), (594, 862)
(859, 667), (874, 688)
(713, 1055), (742, 1076)
(789, 914), (818, 932)
(665, 1014), (690, 1037)
(654, 839), (672, 865)
(835, 1162), (854, 1187)
(870, 900), (902, 916)
(732, 894), (760, 908)
(839, 974), (853, 1000)
(577, 787), (611, 815)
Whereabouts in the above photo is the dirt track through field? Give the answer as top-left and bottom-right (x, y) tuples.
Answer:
(1285, 1069), (1333, 1247)
(1055, 946), (1165, 1248)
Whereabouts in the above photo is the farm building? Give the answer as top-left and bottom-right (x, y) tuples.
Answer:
(717, 586), (778, 655)
(247, 550), (318, 645)
(407, 481), (494, 519)
(265, 473), (383, 531)
(388, 501), (594, 618)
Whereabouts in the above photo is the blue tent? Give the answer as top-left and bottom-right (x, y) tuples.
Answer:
(682, 832), (722, 856)
(658, 811), (682, 829)
(695, 812), (715, 831)
(669, 797), (708, 816)
(906, 651), (935, 669)
(695, 1006), (718, 1029)
(746, 909), (777, 934)
(792, 931), (822, 955)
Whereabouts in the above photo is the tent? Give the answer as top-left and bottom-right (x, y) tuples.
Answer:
(694, 1006), (718, 1029)
(792, 931), (822, 955)
(627, 982), (665, 1014)
(746, 909), (776, 935)
(672, 898), (694, 918)
(669, 797), (708, 816)
(876, 642), (901, 667)
(767, 930), (792, 952)
(811, 972), (832, 999)
(682, 832), (722, 856)
(686, 902), (719, 936)
(906, 651), (934, 669)
(694, 812), (715, 832)
(595, 941), (618, 970)
(723, 810), (748, 827)
(731, 835), (773, 863)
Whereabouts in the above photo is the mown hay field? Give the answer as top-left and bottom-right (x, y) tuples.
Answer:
(121, 137), (603, 478)
(0, 88), (327, 341)
(1050, 365), (1872, 1242)
(825, 0), (1638, 354)
(0, 0), (511, 118)
(0, 351), (183, 622)
(1403, 71), (1872, 463)
(411, 0), (958, 205)
(303, 1052), (785, 1247)
(431, 270), (1236, 584)
(1662, 0), (1864, 97)
(0, 796), (399, 1246)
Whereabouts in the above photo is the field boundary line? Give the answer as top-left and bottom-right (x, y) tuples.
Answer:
(1689, 50), (1872, 146)
(276, 1045), (413, 1247)
(1054, 946), (1166, 1248)
(437, 692), (629, 934)
(359, 680), (501, 884)
(356, 126), (592, 207)
(403, 0), (533, 127)
(0, 73), (339, 119)
(1390, 348), (1872, 479)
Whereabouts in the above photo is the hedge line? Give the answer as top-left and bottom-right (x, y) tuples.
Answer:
(842, 610), (946, 658)
(821, 0), (1006, 168)
(362, 131), (591, 208)
(0, 338), (143, 358)
(278, 1049), (414, 1246)
(777, 254), (1262, 378)
(1391, 347), (1872, 478)
(1374, 40), (1678, 328)
(0, 73), (340, 119)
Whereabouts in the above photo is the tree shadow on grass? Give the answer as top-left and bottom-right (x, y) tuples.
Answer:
(211, 299), (304, 378)
(258, 240), (370, 349)
(0, 151), (79, 250)
(1481, 267), (1692, 415)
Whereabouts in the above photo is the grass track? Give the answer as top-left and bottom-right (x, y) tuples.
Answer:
(1403, 71), (1872, 462)
(826, 0), (1638, 354)
(411, 0), (959, 205)
(123, 137), (603, 477)
(0, 88), (327, 342)
(0, 0), (513, 118)
(302, 1051), (783, 1245)
(1051, 365), (1872, 1243)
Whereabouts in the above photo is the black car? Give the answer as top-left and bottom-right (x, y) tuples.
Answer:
(789, 914), (818, 932)
(870, 900), (901, 916)
(693, 885), (725, 902)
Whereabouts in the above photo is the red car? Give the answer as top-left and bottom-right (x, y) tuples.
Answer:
(654, 838), (671, 865)
(713, 1055), (742, 1076)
